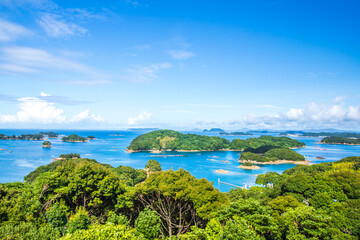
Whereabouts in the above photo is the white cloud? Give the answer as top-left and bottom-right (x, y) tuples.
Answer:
(0, 18), (31, 41)
(40, 92), (51, 97)
(38, 13), (87, 37)
(71, 110), (104, 122)
(168, 50), (194, 60)
(124, 63), (171, 83)
(0, 96), (104, 124)
(128, 111), (152, 125)
(0, 46), (110, 84)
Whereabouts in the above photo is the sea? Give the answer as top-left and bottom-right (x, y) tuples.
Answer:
(1, 129), (360, 192)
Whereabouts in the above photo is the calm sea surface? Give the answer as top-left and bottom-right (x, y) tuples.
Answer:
(1, 129), (360, 192)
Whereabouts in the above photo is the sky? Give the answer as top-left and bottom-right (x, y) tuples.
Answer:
(0, 0), (360, 130)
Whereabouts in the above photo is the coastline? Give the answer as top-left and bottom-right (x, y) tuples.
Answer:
(238, 165), (261, 170)
(239, 160), (310, 165)
(319, 142), (360, 146)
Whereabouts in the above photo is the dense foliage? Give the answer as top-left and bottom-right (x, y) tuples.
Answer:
(128, 130), (231, 151)
(321, 136), (360, 145)
(145, 159), (162, 172)
(128, 130), (305, 152)
(62, 134), (88, 142)
(1, 154), (359, 239)
(230, 135), (304, 150)
(42, 141), (51, 146)
(240, 148), (305, 162)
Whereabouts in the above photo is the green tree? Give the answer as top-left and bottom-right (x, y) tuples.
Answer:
(67, 207), (90, 233)
(135, 206), (161, 239)
(145, 159), (162, 172)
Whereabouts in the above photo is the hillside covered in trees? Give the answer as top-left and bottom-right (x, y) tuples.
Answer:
(321, 136), (360, 145)
(0, 155), (359, 239)
(240, 146), (306, 163)
(127, 130), (305, 151)
(62, 134), (88, 142)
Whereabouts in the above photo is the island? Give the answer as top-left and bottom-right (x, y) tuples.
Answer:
(0, 132), (59, 140)
(220, 132), (253, 136)
(239, 146), (308, 165)
(238, 161), (261, 170)
(127, 130), (305, 152)
(61, 134), (88, 142)
(320, 136), (360, 145)
(281, 131), (360, 138)
(42, 141), (52, 148)
(127, 130), (231, 151)
(203, 128), (226, 133)
(87, 135), (96, 140)
(230, 135), (305, 150)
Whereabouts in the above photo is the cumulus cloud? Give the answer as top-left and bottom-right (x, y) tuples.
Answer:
(128, 111), (152, 125)
(71, 110), (104, 122)
(0, 18), (32, 41)
(124, 63), (171, 83)
(38, 13), (87, 37)
(226, 99), (360, 130)
(0, 95), (104, 125)
(40, 92), (51, 97)
(168, 50), (194, 60)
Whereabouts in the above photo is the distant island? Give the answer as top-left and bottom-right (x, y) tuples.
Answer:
(0, 132), (58, 140)
(320, 136), (360, 145)
(87, 135), (95, 140)
(239, 145), (307, 164)
(238, 161), (261, 169)
(127, 130), (305, 152)
(203, 128), (226, 133)
(42, 141), (52, 148)
(220, 131), (253, 136)
(62, 134), (88, 142)
(281, 131), (360, 138)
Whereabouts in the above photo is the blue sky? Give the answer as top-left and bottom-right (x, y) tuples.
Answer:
(0, 0), (360, 130)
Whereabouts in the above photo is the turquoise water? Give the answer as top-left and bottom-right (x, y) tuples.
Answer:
(1, 129), (360, 192)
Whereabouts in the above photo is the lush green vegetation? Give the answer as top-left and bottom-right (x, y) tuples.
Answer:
(128, 130), (231, 151)
(321, 136), (360, 145)
(240, 148), (305, 162)
(241, 162), (254, 167)
(62, 134), (88, 142)
(128, 130), (305, 152)
(42, 141), (51, 147)
(40, 132), (59, 138)
(230, 135), (304, 150)
(87, 135), (95, 140)
(145, 159), (162, 172)
(1, 155), (360, 239)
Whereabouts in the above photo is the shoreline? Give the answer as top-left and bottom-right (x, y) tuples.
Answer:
(319, 142), (360, 146)
(238, 165), (261, 170)
(239, 160), (310, 165)
(215, 169), (229, 173)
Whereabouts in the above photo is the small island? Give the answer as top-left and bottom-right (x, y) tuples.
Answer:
(0, 132), (59, 140)
(238, 161), (261, 170)
(42, 141), (52, 148)
(320, 136), (360, 145)
(87, 135), (96, 140)
(62, 134), (88, 142)
(127, 130), (305, 152)
(239, 145), (308, 165)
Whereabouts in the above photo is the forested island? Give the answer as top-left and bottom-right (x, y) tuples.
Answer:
(281, 131), (360, 138)
(42, 141), (52, 148)
(62, 134), (88, 142)
(0, 154), (359, 239)
(127, 130), (305, 152)
(239, 146), (306, 164)
(203, 128), (226, 133)
(321, 136), (360, 145)
(0, 132), (58, 140)
(230, 135), (305, 150)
